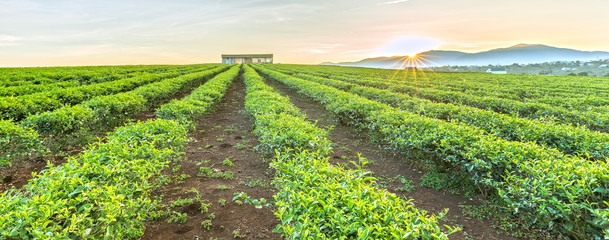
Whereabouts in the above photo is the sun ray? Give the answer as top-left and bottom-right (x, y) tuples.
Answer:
(384, 53), (445, 95)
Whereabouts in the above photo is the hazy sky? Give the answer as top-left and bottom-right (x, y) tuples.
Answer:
(1, 0), (608, 66)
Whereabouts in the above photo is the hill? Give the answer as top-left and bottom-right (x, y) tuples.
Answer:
(327, 44), (609, 68)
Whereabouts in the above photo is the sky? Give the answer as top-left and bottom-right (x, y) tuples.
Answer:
(1, 0), (608, 66)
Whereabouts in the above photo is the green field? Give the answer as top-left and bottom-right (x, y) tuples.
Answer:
(1, 64), (608, 239)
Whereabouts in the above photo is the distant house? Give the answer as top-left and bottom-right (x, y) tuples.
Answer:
(599, 64), (608, 68)
(222, 54), (273, 64)
(486, 68), (507, 74)
(562, 67), (573, 71)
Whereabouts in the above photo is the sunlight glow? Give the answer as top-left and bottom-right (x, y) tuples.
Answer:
(377, 36), (439, 57)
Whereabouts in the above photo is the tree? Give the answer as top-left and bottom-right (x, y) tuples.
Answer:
(577, 72), (588, 76)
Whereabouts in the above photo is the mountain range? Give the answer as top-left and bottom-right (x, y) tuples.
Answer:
(324, 44), (609, 69)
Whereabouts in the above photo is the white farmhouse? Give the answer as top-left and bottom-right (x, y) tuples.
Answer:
(222, 54), (273, 64)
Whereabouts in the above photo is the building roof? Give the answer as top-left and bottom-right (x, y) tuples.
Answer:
(222, 54), (273, 58)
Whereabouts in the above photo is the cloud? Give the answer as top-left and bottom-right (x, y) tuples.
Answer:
(255, 16), (292, 23)
(347, 0), (408, 11)
(311, 49), (327, 54)
(378, 0), (408, 5)
(344, 49), (373, 53)
(0, 34), (22, 46)
(311, 43), (341, 49)
(0, 35), (21, 42)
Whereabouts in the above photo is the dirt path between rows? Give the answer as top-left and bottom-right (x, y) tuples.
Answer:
(142, 73), (281, 240)
(262, 75), (520, 240)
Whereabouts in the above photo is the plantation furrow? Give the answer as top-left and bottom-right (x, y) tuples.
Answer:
(0, 65), (212, 121)
(0, 65), (193, 97)
(243, 65), (456, 239)
(142, 67), (281, 239)
(281, 67), (537, 101)
(277, 65), (609, 100)
(0, 65), (241, 239)
(0, 65), (190, 87)
(1, 65), (228, 174)
(0, 69), (225, 193)
(0, 81), (81, 97)
(253, 64), (609, 239)
(270, 65), (609, 121)
(261, 65), (609, 161)
(260, 67), (521, 239)
(378, 81), (609, 132)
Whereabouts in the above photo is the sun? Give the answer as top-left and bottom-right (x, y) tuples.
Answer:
(394, 54), (433, 69)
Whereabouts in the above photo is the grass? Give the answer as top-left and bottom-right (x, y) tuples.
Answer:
(419, 164), (476, 196)
(170, 197), (194, 208)
(222, 157), (234, 167)
(218, 198), (227, 207)
(172, 174), (191, 184)
(232, 228), (246, 238)
(224, 125), (238, 133)
(395, 175), (416, 192)
(201, 220), (212, 231)
(167, 211), (187, 224)
(245, 177), (268, 188)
